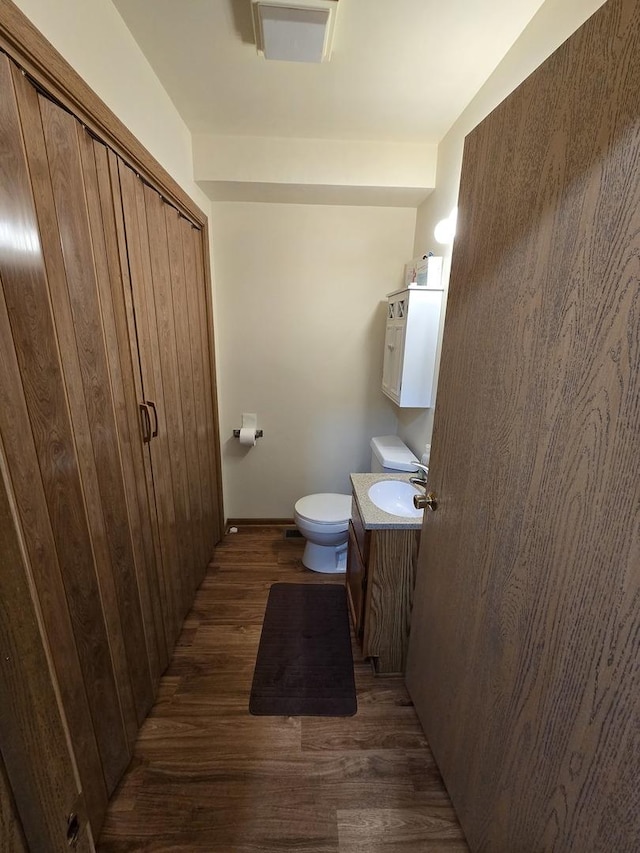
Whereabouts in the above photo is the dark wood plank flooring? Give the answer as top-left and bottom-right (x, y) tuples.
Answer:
(98, 525), (468, 852)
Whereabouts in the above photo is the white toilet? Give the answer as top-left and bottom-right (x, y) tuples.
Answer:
(294, 436), (419, 574)
(294, 493), (352, 574)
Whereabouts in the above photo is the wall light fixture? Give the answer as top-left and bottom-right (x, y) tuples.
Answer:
(434, 208), (458, 245)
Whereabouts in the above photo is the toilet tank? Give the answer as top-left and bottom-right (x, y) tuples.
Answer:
(370, 435), (419, 473)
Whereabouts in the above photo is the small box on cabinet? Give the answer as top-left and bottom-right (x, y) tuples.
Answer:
(404, 255), (443, 289)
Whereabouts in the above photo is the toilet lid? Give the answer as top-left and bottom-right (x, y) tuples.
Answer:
(295, 493), (351, 524)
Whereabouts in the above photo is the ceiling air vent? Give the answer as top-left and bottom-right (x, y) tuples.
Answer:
(250, 0), (338, 63)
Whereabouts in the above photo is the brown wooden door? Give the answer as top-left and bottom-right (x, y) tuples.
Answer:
(406, 2), (640, 851)
(36, 94), (156, 741)
(91, 140), (168, 686)
(1, 56), (130, 824)
(164, 203), (204, 599)
(117, 164), (219, 649)
(117, 161), (185, 647)
(192, 226), (224, 551)
(0, 753), (28, 853)
(0, 462), (94, 853)
(180, 213), (212, 584)
(1, 28), (223, 845)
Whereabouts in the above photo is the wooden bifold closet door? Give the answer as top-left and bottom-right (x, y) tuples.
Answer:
(0, 51), (222, 846)
(116, 163), (220, 646)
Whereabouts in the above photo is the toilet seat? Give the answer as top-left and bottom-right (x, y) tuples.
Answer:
(294, 493), (351, 525)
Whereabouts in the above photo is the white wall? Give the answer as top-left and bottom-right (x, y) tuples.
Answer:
(14, 0), (608, 519)
(13, 0), (210, 215)
(397, 0), (608, 458)
(210, 202), (416, 518)
(194, 135), (437, 196)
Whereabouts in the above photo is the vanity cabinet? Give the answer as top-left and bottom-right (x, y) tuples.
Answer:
(347, 495), (421, 674)
(382, 285), (444, 408)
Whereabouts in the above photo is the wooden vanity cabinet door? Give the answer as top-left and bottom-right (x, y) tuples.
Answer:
(350, 495), (370, 563)
(347, 497), (371, 638)
(347, 489), (421, 674)
(346, 523), (366, 638)
(363, 528), (421, 674)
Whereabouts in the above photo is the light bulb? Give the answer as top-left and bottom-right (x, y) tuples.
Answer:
(434, 208), (457, 245)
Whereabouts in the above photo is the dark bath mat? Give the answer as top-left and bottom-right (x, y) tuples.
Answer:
(249, 583), (357, 716)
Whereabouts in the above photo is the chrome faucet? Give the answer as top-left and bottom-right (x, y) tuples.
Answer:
(409, 462), (429, 490)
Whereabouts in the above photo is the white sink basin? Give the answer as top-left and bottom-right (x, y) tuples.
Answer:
(367, 480), (424, 518)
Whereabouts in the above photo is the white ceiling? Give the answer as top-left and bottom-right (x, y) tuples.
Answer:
(112, 0), (546, 144)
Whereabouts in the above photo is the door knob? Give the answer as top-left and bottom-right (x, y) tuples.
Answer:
(414, 491), (438, 511)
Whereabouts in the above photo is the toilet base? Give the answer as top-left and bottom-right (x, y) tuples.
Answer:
(302, 540), (347, 574)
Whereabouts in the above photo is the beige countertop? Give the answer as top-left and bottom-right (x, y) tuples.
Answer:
(350, 473), (424, 530)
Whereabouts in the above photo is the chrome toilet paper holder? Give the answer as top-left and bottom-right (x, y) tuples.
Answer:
(233, 429), (263, 439)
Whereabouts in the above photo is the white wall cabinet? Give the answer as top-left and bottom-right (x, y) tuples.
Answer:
(382, 285), (444, 408)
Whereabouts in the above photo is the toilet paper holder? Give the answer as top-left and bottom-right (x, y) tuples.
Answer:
(233, 429), (263, 439)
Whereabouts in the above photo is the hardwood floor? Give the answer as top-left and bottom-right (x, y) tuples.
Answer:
(98, 525), (468, 852)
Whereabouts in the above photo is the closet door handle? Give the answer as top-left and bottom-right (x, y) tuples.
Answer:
(147, 400), (158, 438)
(140, 403), (151, 444)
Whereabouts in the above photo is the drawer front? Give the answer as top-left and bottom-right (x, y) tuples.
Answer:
(350, 496), (370, 564)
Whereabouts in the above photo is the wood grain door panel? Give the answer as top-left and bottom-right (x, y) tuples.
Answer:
(0, 18), (224, 845)
(3, 60), (129, 800)
(31, 89), (137, 778)
(182, 215), (214, 581)
(192, 227), (223, 552)
(0, 275), (108, 830)
(406, 2), (640, 850)
(105, 148), (170, 676)
(165, 205), (206, 599)
(0, 752), (28, 853)
(144, 186), (197, 612)
(77, 126), (159, 725)
(363, 528), (419, 674)
(0, 455), (94, 853)
(118, 161), (183, 646)
(91, 138), (166, 688)
(37, 94), (154, 741)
